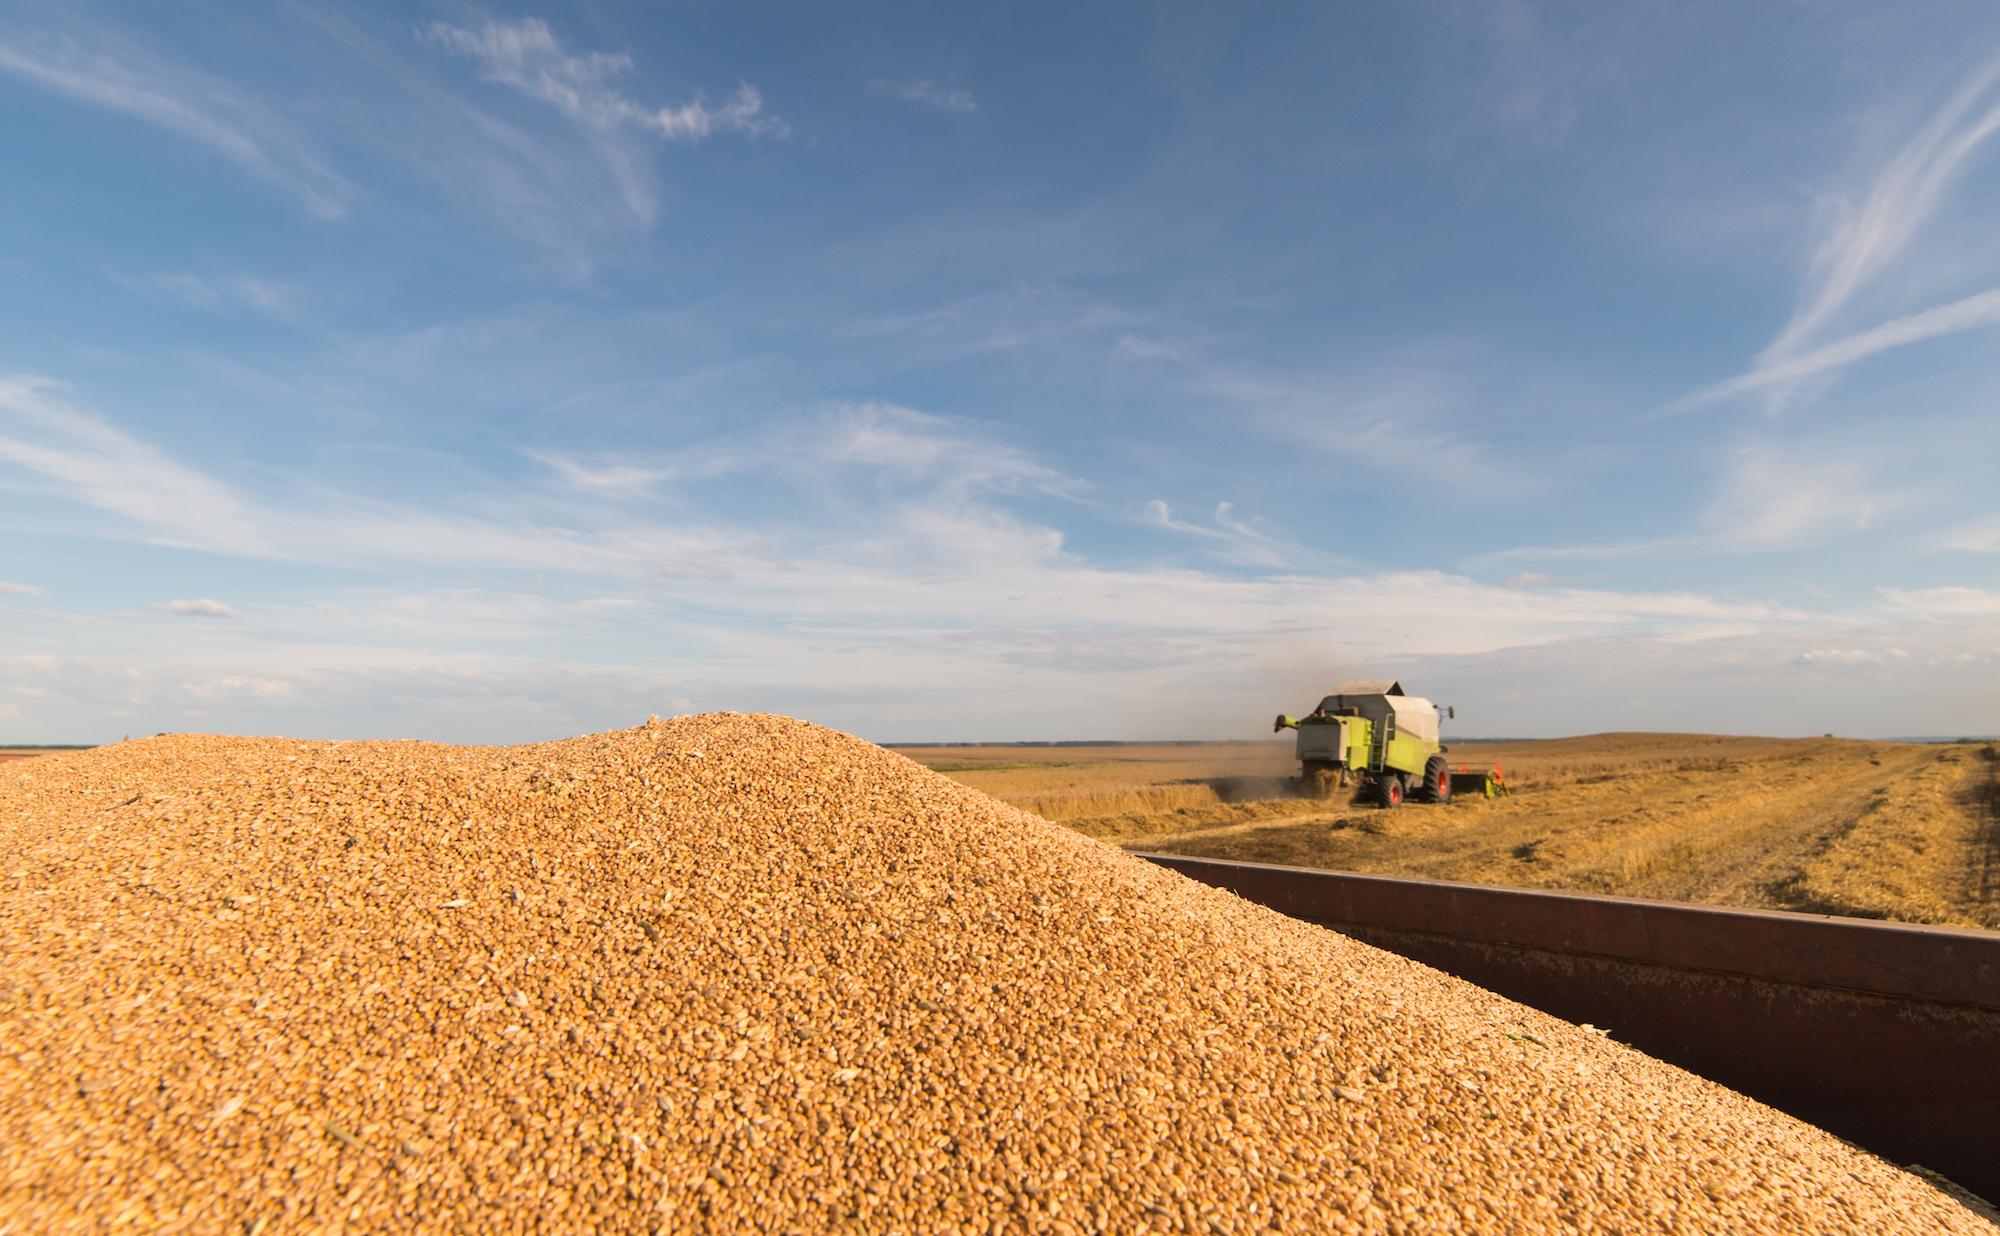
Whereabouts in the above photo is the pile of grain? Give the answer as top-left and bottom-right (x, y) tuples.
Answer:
(0, 714), (1989, 1232)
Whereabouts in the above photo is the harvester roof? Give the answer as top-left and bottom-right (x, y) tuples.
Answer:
(1314, 681), (1440, 745)
(1331, 678), (1404, 695)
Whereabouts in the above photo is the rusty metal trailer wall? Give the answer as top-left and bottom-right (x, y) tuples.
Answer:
(1140, 854), (2000, 1206)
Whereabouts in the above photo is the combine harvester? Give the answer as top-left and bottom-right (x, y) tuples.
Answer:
(1238, 677), (1998, 1203)
(1274, 678), (1502, 805)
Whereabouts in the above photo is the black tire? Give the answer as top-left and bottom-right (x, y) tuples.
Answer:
(1419, 755), (1452, 804)
(1377, 774), (1404, 808)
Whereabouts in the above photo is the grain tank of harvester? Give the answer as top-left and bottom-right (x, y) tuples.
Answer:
(1273, 679), (1476, 807)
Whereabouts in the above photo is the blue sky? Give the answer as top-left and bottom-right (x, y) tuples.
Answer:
(2, 1), (1997, 743)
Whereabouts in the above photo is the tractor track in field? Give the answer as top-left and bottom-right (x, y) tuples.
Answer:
(1132, 746), (1950, 913)
(1981, 805), (2000, 908)
(1611, 746), (1936, 910)
(1972, 753), (2000, 911)
(1117, 806), (1362, 852)
(925, 736), (2000, 927)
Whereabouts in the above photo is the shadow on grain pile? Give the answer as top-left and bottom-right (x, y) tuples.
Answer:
(0, 714), (1992, 1233)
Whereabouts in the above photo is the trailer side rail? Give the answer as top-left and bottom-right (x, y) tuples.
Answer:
(1139, 853), (2000, 1205)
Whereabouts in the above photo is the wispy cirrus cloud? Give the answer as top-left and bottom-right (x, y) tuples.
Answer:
(1478, 435), (1905, 564)
(1144, 499), (1307, 569)
(161, 598), (236, 619)
(1674, 284), (2000, 411)
(1470, 536), (1702, 566)
(0, 372), (741, 572)
(525, 451), (678, 498)
(0, 30), (349, 217)
(18, 377), (1998, 743)
(870, 78), (975, 113)
(1678, 53), (2000, 411)
(1, 377), (1088, 580)
(847, 283), (1137, 356)
(822, 402), (1078, 500)
(1796, 646), (1907, 667)
(1186, 353), (1506, 495)
(1702, 441), (1900, 546)
(1769, 55), (2000, 359)
(425, 18), (787, 141)
(1115, 333), (1193, 363)
(525, 403), (1073, 506)
(1880, 585), (2000, 617)
(133, 271), (295, 317)
(0, 373), (1806, 658)
(0, 6), (717, 270)
(1940, 515), (2000, 553)
(0, 581), (44, 597)
(0, 375), (262, 550)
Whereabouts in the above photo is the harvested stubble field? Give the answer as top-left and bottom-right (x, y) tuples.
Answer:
(907, 734), (2000, 930)
(3, 716), (1993, 1232)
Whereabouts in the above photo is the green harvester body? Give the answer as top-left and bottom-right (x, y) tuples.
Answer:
(1274, 678), (1492, 807)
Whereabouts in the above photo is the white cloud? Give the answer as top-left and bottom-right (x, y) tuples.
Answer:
(1769, 54), (2000, 360)
(16, 631), (1972, 744)
(1881, 586), (2000, 617)
(1115, 334), (1190, 363)
(893, 502), (1066, 567)
(0, 375), (262, 550)
(296, 5), (693, 265)
(1473, 536), (1702, 565)
(1, 7), (726, 272)
(0, 31), (348, 217)
(426, 18), (787, 141)
(1481, 432), (1917, 564)
(1143, 499), (1211, 536)
(1940, 516), (2000, 553)
(1796, 647), (1907, 667)
(1929, 651), (1985, 667)
(180, 674), (294, 701)
(162, 598), (236, 619)
(1703, 443), (1896, 546)
(1461, 0), (1600, 147)
(847, 284), (1138, 355)
(1186, 351), (1506, 495)
(0, 375), (1804, 663)
(3, 561), (1842, 742)
(1145, 500), (1297, 569)
(0, 8), (642, 272)
(870, 79), (975, 113)
(1678, 54), (2000, 410)
(823, 402), (1078, 499)
(1675, 285), (2000, 410)
(1505, 572), (1557, 588)
(0, 581), (43, 597)
(526, 451), (675, 498)
(0, 380), (1079, 581)
(35, 374), (1995, 742)
(0, 372), (756, 573)
(141, 272), (294, 316)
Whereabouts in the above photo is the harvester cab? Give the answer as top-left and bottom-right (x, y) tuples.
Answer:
(1273, 679), (1459, 808)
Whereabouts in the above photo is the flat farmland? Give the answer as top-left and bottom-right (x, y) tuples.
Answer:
(903, 735), (2000, 930)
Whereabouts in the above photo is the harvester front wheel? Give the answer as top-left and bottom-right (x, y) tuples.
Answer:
(1419, 755), (1452, 804)
(1377, 775), (1404, 808)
